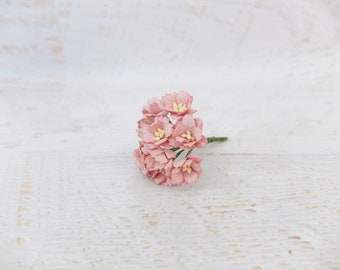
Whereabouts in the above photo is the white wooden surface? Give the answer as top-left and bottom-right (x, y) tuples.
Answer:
(1, 0), (340, 269)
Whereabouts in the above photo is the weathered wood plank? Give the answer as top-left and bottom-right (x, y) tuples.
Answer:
(0, 154), (339, 269)
(0, 0), (339, 269)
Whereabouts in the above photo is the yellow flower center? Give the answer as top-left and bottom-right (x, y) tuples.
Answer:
(182, 165), (192, 174)
(173, 102), (186, 113)
(181, 130), (194, 141)
(154, 128), (165, 141)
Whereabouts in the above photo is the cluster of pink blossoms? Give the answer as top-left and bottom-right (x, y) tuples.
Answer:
(134, 90), (208, 186)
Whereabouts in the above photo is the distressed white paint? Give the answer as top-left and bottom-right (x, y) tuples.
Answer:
(0, 0), (340, 269)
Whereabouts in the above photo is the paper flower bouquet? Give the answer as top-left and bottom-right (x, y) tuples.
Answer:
(134, 90), (227, 186)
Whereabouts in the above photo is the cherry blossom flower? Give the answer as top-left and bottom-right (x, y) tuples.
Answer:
(134, 142), (175, 185)
(170, 155), (202, 185)
(170, 115), (207, 150)
(142, 97), (166, 118)
(161, 90), (196, 119)
(138, 116), (173, 147)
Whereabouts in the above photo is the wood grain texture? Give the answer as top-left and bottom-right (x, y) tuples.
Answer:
(0, 0), (340, 269)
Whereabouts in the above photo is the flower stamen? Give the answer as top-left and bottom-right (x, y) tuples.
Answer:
(173, 102), (186, 113)
(182, 165), (192, 174)
(154, 128), (165, 141)
(181, 130), (194, 141)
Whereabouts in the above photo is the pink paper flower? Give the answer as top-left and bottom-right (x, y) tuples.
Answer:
(171, 114), (207, 150)
(137, 117), (155, 137)
(161, 90), (196, 119)
(134, 142), (175, 185)
(170, 155), (202, 185)
(142, 97), (166, 118)
(138, 116), (173, 147)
